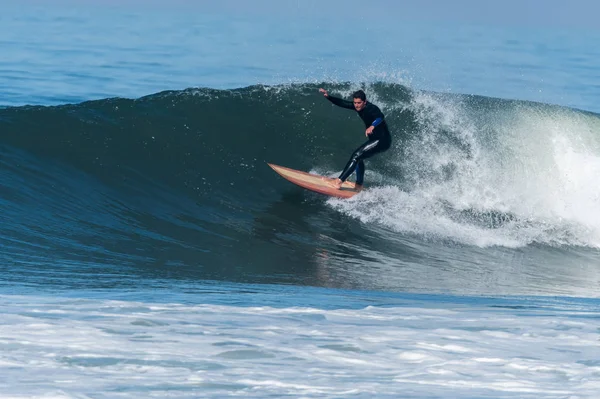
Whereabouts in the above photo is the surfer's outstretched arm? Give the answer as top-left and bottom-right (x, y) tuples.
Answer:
(319, 88), (354, 109)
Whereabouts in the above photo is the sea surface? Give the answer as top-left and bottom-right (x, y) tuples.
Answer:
(1, 3), (600, 398)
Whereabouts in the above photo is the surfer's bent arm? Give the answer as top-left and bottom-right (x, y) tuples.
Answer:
(326, 95), (355, 110)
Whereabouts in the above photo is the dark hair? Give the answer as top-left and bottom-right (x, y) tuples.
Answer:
(352, 90), (366, 102)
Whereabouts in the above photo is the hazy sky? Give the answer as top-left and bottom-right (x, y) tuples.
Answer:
(14, 0), (600, 30)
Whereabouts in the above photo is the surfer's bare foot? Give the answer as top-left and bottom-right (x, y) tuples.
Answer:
(340, 181), (363, 190)
(331, 179), (343, 189)
(321, 177), (343, 189)
(348, 182), (363, 191)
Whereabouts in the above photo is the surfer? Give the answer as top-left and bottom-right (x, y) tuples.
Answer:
(319, 88), (391, 190)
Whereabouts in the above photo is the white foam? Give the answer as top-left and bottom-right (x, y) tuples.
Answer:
(329, 92), (600, 248)
(1, 294), (599, 398)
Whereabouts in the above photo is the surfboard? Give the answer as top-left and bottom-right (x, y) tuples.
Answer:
(268, 163), (362, 199)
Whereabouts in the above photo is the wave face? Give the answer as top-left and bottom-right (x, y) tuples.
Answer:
(2, 83), (600, 294)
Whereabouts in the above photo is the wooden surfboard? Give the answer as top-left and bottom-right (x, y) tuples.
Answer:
(268, 163), (361, 199)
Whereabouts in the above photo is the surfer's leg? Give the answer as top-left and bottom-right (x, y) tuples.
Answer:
(338, 140), (380, 183)
(355, 160), (365, 185)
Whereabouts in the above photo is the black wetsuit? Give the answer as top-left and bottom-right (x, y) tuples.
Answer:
(326, 95), (391, 185)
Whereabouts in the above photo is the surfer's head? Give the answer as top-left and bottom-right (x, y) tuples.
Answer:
(352, 90), (367, 111)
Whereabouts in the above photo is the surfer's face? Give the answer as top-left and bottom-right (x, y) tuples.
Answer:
(353, 98), (366, 111)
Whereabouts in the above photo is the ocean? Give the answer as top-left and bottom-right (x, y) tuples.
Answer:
(2, 2), (600, 398)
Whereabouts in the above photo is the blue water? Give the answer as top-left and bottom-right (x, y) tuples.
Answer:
(4, 4), (600, 112)
(2, 2), (600, 398)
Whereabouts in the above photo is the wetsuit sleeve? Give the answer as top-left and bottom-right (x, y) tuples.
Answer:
(326, 95), (355, 110)
(370, 105), (385, 126)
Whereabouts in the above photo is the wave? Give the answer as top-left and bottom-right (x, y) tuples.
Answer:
(2, 82), (600, 283)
